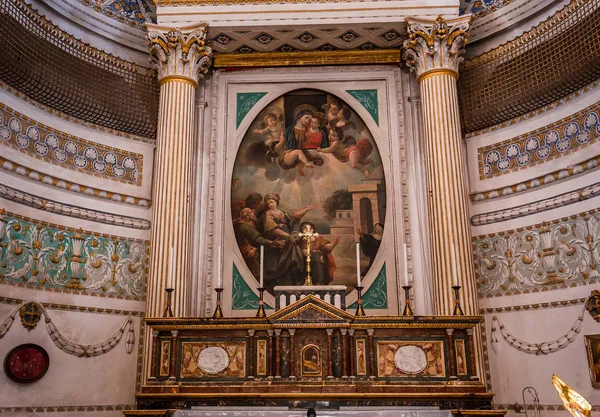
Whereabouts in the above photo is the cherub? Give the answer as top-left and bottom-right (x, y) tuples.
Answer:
(346, 138), (374, 178)
(317, 127), (354, 162)
(253, 112), (284, 147)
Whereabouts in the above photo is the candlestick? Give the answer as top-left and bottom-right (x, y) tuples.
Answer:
(167, 247), (174, 289)
(256, 287), (266, 318)
(356, 243), (361, 287)
(402, 285), (413, 316)
(451, 243), (459, 286)
(213, 288), (224, 319)
(163, 288), (174, 318)
(355, 286), (366, 317)
(452, 285), (464, 316)
(403, 243), (409, 286)
(260, 245), (264, 288)
(216, 245), (222, 288)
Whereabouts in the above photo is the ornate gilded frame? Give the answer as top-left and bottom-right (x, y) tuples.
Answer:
(584, 334), (600, 388)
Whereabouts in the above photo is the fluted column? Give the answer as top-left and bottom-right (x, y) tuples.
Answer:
(403, 16), (482, 378)
(403, 15), (474, 315)
(145, 24), (213, 318)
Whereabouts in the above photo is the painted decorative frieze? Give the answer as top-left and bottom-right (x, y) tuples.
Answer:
(0, 211), (148, 300)
(0, 155), (150, 207)
(76, 0), (156, 27)
(0, 182), (151, 229)
(471, 153), (600, 202)
(479, 102), (600, 179)
(473, 209), (600, 297)
(0, 104), (143, 185)
(460, 0), (517, 18)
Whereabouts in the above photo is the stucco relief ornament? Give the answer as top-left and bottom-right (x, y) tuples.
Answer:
(402, 15), (471, 80)
(147, 24), (213, 85)
(587, 290), (600, 322)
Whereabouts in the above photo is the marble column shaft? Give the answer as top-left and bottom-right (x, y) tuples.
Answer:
(403, 16), (483, 378)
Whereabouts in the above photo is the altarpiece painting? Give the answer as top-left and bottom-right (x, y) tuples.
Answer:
(230, 89), (386, 294)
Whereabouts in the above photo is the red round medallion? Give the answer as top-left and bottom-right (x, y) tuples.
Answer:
(4, 344), (49, 383)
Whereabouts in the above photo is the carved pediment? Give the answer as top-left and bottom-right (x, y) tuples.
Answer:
(269, 295), (354, 325)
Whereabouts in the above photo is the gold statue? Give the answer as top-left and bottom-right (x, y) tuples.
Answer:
(552, 374), (591, 417)
(298, 222), (319, 286)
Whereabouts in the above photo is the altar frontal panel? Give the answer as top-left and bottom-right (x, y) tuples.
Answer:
(179, 341), (247, 379)
(376, 340), (446, 378)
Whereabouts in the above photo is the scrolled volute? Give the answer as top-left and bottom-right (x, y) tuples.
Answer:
(402, 15), (471, 80)
(147, 24), (213, 86)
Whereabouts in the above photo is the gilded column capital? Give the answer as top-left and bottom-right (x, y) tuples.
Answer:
(147, 23), (213, 88)
(402, 15), (471, 83)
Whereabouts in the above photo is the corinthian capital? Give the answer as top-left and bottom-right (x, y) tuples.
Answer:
(147, 23), (213, 88)
(403, 15), (471, 82)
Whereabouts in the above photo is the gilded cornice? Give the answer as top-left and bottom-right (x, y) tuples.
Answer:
(147, 24), (213, 84)
(214, 49), (401, 68)
(403, 15), (471, 80)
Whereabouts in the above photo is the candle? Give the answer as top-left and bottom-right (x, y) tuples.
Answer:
(216, 245), (222, 288)
(451, 243), (458, 286)
(167, 247), (174, 289)
(260, 245), (264, 288)
(356, 242), (361, 287)
(403, 243), (409, 286)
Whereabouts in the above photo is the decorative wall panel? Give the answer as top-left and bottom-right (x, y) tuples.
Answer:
(376, 340), (446, 378)
(478, 102), (600, 179)
(473, 209), (600, 298)
(179, 342), (246, 379)
(0, 211), (148, 300)
(0, 104), (143, 185)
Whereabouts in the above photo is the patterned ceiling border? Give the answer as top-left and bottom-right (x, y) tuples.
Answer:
(460, 0), (519, 18)
(0, 182), (151, 230)
(471, 154), (600, 202)
(478, 101), (600, 179)
(473, 207), (600, 298)
(465, 80), (599, 139)
(0, 155), (151, 207)
(471, 180), (600, 226)
(480, 296), (588, 314)
(0, 210), (149, 301)
(210, 27), (404, 55)
(0, 103), (143, 186)
(0, 296), (143, 316)
(76, 0), (156, 28)
(0, 81), (156, 144)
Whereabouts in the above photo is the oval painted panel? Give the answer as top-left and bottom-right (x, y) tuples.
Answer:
(231, 89), (386, 294)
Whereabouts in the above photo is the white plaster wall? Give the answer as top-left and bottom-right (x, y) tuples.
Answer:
(0, 300), (142, 412)
(467, 81), (600, 409)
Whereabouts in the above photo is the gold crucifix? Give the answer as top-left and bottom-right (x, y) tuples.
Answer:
(298, 223), (319, 286)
